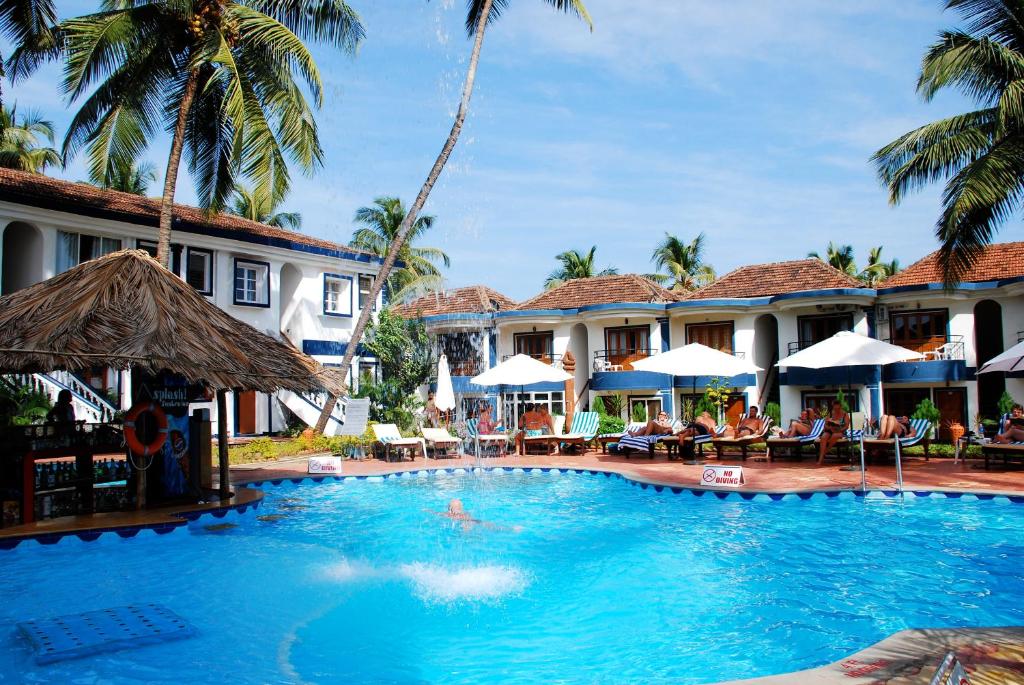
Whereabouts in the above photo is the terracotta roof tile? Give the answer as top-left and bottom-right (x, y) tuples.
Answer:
(515, 274), (678, 310)
(393, 286), (516, 318)
(0, 167), (374, 261)
(879, 241), (1024, 288)
(684, 259), (864, 300)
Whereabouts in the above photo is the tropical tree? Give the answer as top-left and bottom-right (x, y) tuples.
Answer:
(8, 0), (364, 269)
(0, 0), (57, 112)
(349, 196), (448, 301)
(649, 232), (716, 292)
(544, 245), (617, 289)
(314, 0), (591, 432)
(858, 246), (901, 286)
(0, 103), (59, 173)
(229, 185), (301, 230)
(808, 242), (857, 276)
(92, 158), (157, 195)
(872, 0), (1024, 285)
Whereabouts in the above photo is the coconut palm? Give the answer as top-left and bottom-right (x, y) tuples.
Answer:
(0, 103), (59, 173)
(315, 0), (591, 432)
(545, 246), (617, 289)
(808, 242), (857, 277)
(858, 246), (901, 286)
(9, 0), (364, 269)
(872, 0), (1024, 286)
(349, 196), (448, 301)
(92, 158), (157, 195)
(0, 0), (57, 113)
(649, 232), (716, 292)
(229, 185), (302, 230)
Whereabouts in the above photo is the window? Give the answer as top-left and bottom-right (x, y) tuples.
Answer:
(358, 274), (375, 311)
(439, 332), (483, 375)
(136, 239), (158, 258)
(890, 309), (949, 354)
(323, 274), (353, 316)
(797, 313), (852, 350)
(514, 332), (554, 361)
(233, 259), (269, 306)
(686, 322), (734, 353)
(185, 248), (213, 295)
(603, 326), (651, 370)
(57, 231), (122, 273)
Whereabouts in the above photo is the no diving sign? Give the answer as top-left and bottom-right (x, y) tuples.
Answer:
(701, 465), (744, 488)
(308, 456), (342, 475)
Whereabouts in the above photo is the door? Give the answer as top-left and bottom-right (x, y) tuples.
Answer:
(934, 388), (966, 442)
(236, 391), (257, 435)
(605, 326), (650, 369)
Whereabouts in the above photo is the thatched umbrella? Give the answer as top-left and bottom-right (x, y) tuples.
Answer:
(0, 249), (343, 499)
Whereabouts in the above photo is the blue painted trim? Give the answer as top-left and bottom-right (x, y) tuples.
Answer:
(422, 313), (493, 324)
(185, 246), (214, 296)
(771, 287), (876, 302)
(177, 221), (384, 265)
(232, 258), (271, 308)
(882, 360), (969, 383)
(667, 297), (772, 310)
(780, 366), (879, 387)
(877, 275), (1024, 295)
(592, 370), (672, 391)
(302, 339), (369, 356)
(488, 330), (497, 369)
(322, 273), (353, 318)
(578, 302), (668, 314)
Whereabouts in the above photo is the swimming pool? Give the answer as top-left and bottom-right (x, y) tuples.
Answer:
(3, 469), (1024, 684)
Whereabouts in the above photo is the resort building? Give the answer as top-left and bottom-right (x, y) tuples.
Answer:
(400, 243), (1024, 438)
(0, 168), (384, 436)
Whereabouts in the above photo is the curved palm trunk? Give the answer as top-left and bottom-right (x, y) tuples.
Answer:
(156, 69), (199, 268)
(314, 0), (494, 433)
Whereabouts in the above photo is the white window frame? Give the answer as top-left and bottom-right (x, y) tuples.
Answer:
(358, 274), (376, 312)
(233, 258), (270, 307)
(323, 273), (353, 317)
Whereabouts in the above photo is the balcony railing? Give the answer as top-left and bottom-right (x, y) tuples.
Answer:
(447, 359), (484, 376)
(887, 334), (965, 361)
(787, 339), (829, 355)
(593, 348), (655, 372)
(503, 353), (563, 368)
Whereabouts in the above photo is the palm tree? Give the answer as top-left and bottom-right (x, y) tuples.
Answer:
(9, 0), (364, 269)
(229, 185), (302, 230)
(92, 158), (157, 195)
(545, 246), (617, 289)
(0, 103), (59, 173)
(808, 242), (857, 276)
(857, 246), (901, 286)
(314, 0), (591, 432)
(872, 0), (1024, 286)
(350, 197), (448, 301)
(649, 232), (716, 292)
(0, 0), (57, 113)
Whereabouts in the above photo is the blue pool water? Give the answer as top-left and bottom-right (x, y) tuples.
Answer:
(2, 470), (1024, 684)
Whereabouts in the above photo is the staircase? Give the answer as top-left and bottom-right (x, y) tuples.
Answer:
(277, 390), (348, 436)
(8, 371), (119, 423)
(757, 349), (780, 410)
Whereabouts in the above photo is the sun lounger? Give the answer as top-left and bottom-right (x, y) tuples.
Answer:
(597, 422), (646, 453)
(421, 427), (461, 458)
(981, 441), (1024, 469)
(466, 418), (508, 457)
(558, 411), (600, 453)
(712, 417), (774, 461)
(671, 424), (728, 460)
(522, 415), (567, 455)
(766, 418), (825, 462)
(861, 418), (932, 463)
(371, 424), (426, 462)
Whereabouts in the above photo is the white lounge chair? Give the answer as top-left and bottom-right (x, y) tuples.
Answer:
(421, 427), (461, 458)
(371, 424), (426, 462)
(466, 418), (509, 457)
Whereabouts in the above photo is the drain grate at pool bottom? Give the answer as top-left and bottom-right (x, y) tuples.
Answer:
(17, 604), (195, 664)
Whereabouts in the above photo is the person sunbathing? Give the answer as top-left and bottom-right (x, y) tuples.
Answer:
(723, 406), (762, 438)
(677, 411), (716, 441)
(630, 410), (675, 436)
(995, 404), (1024, 443)
(515, 404), (549, 453)
(877, 415), (916, 440)
(780, 409), (813, 438)
(818, 400), (849, 465)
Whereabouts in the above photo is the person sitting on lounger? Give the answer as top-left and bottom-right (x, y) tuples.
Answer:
(477, 402), (498, 434)
(629, 410), (675, 436)
(723, 406), (763, 438)
(818, 400), (850, 464)
(995, 404), (1024, 444)
(515, 404), (549, 453)
(780, 409), (813, 438)
(537, 405), (555, 434)
(877, 415), (916, 440)
(677, 411), (716, 441)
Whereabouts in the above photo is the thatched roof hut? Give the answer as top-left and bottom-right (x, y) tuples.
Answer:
(0, 249), (342, 395)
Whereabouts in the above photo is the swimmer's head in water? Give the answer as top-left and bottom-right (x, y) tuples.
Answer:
(447, 499), (465, 515)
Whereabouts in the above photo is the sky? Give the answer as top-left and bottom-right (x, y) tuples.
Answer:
(7, 1), (1020, 300)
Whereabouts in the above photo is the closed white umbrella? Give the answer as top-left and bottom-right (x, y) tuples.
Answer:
(978, 339), (1024, 374)
(470, 353), (571, 387)
(776, 331), (925, 492)
(434, 354), (456, 412)
(631, 342), (761, 376)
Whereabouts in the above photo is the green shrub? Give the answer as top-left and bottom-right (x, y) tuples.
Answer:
(764, 401), (781, 428)
(997, 391), (1017, 417)
(593, 397), (607, 416)
(834, 389), (850, 413)
(694, 394), (715, 418)
(599, 415), (625, 435)
(631, 402), (647, 422)
(911, 398), (940, 438)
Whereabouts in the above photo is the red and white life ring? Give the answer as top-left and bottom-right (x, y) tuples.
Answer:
(123, 402), (169, 456)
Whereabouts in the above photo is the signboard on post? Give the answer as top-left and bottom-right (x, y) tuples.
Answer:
(700, 465), (744, 488)
(308, 456), (342, 475)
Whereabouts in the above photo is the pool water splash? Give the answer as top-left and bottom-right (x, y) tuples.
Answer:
(399, 562), (529, 604)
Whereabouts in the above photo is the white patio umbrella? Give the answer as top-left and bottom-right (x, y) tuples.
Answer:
(434, 354), (457, 413)
(470, 353), (571, 386)
(978, 339), (1024, 374)
(776, 331), (925, 492)
(631, 342), (762, 377)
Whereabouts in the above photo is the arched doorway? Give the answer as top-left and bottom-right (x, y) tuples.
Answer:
(568, 322), (589, 411)
(974, 299), (1004, 418)
(2, 222), (43, 294)
(753, 314), (779, 409)
(279, 262), (303, 343)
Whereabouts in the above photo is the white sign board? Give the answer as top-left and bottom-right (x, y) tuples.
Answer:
(700, 465), (744, 488)
(930, 652), (971, 685)
(308, 456), (342, 475)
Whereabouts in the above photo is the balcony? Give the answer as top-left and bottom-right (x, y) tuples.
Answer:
(447, 359), (484, 376)
(503, 353), (563, 368)
(887, 335), (965, 361)
(593, 348), (656, 372)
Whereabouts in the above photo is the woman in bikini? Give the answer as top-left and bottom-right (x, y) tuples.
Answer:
(780, 409), (813, 438)
(877, 415), (916, 440)
(995, 404), (1024, 443)
(817, 400), (850, 464)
